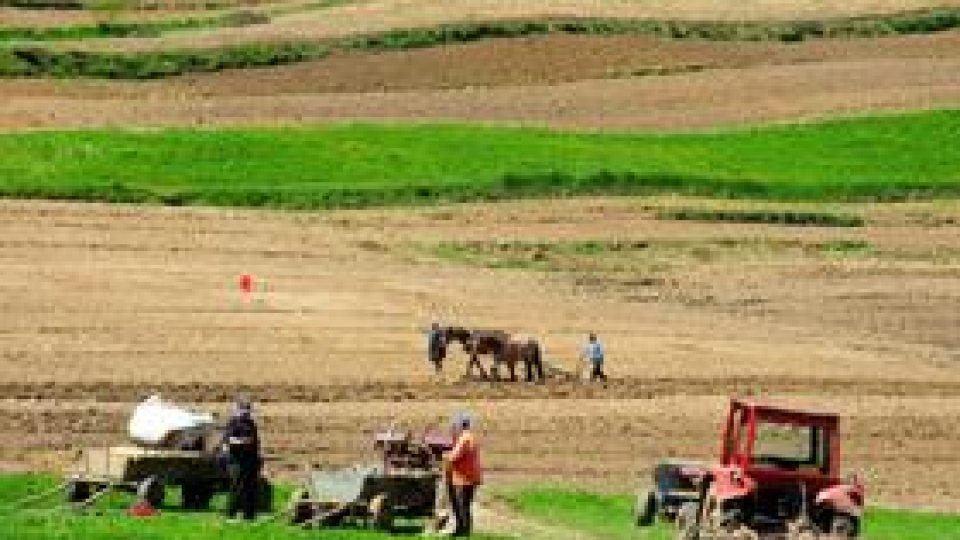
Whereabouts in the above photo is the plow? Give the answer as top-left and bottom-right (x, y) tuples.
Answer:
(637, 400), (864, 540)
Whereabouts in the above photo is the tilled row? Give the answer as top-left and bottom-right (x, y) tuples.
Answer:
(3, 376), (959, 403)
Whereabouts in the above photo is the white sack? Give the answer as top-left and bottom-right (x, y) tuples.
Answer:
(128, 394), (215, 448)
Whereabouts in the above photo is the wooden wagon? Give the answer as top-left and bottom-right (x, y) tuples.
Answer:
(66, 446), (271, 511)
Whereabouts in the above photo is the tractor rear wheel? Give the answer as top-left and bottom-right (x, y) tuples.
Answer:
(635, 490), (657, 526)
(676, 502), (700, 540)
(831, 514), (860, 538)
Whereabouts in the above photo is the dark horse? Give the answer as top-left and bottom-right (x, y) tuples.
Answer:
(439, 326), (544, 382)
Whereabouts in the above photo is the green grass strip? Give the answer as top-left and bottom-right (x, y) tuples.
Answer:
(3, 7), (960, 78)
(0, 474), (509, 540)
(0, 40), (327, 78)
(347, 8), (960, 51)
(0, 11), (270, 41)
(656, 208), (865, 227)
(0, 109), (957, 208)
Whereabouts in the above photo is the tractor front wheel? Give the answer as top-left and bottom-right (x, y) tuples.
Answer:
(831, 514), (860, 538)
(635, 490), (657, 526)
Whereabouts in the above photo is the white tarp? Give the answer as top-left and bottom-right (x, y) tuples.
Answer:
(128, 394), (215, 448)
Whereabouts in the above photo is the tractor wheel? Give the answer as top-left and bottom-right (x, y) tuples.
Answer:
(831, 514), (860, 538)
(676, 502), (700, 540)
(66, 480), (92, 504)
(369, 493), (394, 531)
(137, 476), (166, 508)
(635, 490), (658, 527)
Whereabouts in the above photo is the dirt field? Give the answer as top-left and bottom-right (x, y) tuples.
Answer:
(1, 198), (958, 510)
(3, 31), (960, 131)
(39, 0), (960, 51)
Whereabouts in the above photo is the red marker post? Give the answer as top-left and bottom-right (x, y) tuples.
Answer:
(239, 273), (254, 300)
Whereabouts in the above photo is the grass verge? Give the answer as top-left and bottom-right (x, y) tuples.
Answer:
(505, 486), (960, 540)
(429, 238), (876, 273)
(656, 208), (864, 227)
(346, 8), (960, 51)
(0, 11), (270, 42)
(3, 7), (960, 78)
(0, 109), (957, 208)
(0, 474), (507, 540)
(0, 40), (327, 78)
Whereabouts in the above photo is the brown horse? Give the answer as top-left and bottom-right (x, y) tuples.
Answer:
(440, 326), (544, 382)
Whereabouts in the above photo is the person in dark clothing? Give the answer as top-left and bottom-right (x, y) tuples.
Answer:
(428, 322), (446, 375)
(222, 398), (262, 521)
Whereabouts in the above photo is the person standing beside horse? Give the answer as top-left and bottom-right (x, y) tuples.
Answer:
(428, 322), (446, 375)
(581, 332), (607, 381)
(443, 412), (483, 537)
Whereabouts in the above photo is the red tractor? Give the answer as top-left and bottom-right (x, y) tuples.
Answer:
(637, 399), (864, 539)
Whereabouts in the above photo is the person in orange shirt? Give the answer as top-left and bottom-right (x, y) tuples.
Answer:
(444, 412), (482, 537)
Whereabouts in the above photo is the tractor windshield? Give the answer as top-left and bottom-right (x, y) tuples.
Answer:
(753, 421), (828, 472)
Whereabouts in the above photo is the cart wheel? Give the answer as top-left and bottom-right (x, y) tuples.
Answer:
(182, 481), (214, 510)
(257, 477), (274, 513)
(288, 489), (312, 525)
(369, 493), (394, 531)
(66, 480), (92, 503)
(137, 476), (166, 508)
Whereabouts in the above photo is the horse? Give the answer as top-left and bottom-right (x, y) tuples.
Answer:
(439, 326), (544, 382)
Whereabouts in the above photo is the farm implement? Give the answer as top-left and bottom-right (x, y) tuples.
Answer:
(636, 399), (864, 539)
(289, 428), (453, 531)
(65, 394), (272, 511)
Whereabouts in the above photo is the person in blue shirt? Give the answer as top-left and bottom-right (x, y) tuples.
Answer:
(581, 333), (606, 381)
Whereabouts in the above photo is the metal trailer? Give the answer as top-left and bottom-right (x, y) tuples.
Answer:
(65, 446), (272, 511)
(290, 430), (451, 531)
(290, 465), (442, 531)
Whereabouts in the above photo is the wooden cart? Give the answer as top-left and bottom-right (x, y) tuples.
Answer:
(66, 446), (271, 511)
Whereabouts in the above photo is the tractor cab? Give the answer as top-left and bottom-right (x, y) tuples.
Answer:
(722, 400), (839, 488)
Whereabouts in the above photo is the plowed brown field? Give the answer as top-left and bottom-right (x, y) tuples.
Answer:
(4, 31), (960, 131)
(45, 0), (960, 51)
(1, 199), (959, 509)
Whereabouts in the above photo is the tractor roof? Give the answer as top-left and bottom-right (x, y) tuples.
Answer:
(731, 399), (839, 427)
